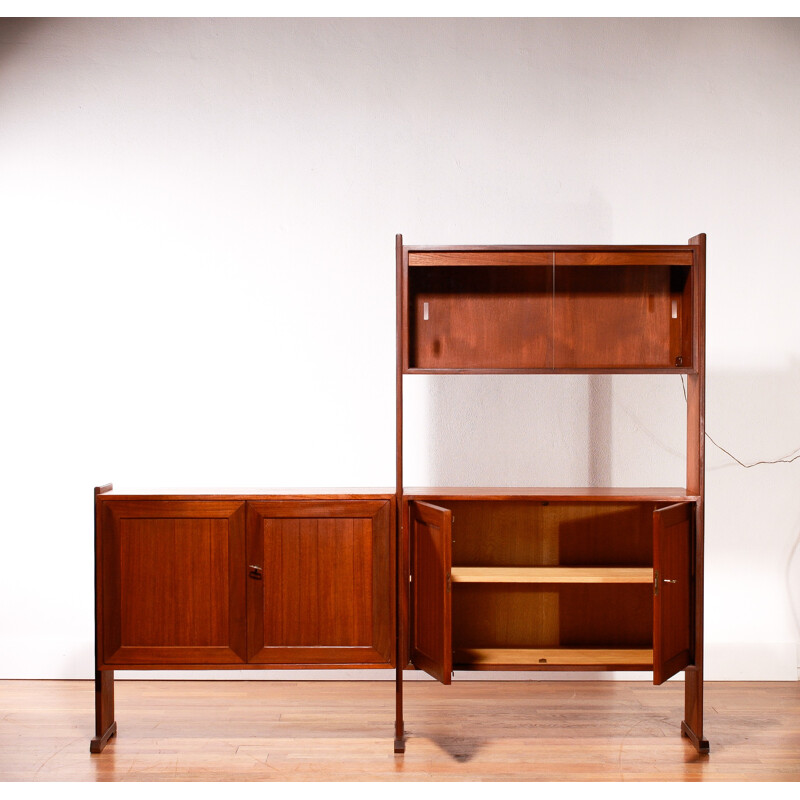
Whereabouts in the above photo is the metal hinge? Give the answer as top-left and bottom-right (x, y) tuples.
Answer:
(654, 569), (658, 596)
(446, 573), (451, 593)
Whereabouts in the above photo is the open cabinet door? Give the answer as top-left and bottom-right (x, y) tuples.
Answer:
(653, 502), (693, 685)
(410, 500), (452, 684)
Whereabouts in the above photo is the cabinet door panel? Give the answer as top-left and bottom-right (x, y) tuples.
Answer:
(554, 264), (680, 369)
(410, 501), (452, 684)
(247, 500), (393, 665)
(653, 502), (693, 684)
(101, 500), (247, 665)
(407, 263), (554, 370)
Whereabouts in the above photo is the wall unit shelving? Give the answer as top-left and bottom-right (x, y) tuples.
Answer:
(91, 234), (707, 756)
(394, 235), (708, 754)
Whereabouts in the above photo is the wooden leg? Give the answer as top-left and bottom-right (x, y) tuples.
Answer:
(394, 664), (405, 753)
(681, 665), (709, 754)
(90, 670), (116, 753)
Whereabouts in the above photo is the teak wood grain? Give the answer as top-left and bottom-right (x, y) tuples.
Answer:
(100, 499), (248, 666)
(653, 502), (693, 685)
(553, 264), (690, 369)
(403, 246), (697, 373)
(409, 263), (554, 369)
(453, 647), (654, 668)
(405, 486), (699, 501)
(553, 250), (694, 265)
(246, 499), (394, 666)
(684, 233), (707, 751)
(409, 501), (452, 685)
(450, 566), (654, 583)
(409, 251), (553, 266)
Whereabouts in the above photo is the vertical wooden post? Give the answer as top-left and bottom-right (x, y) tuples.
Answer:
(91, 670), (117, 753)
(683, 234), (709, 754)
(91, 484), (117, 753)
(394, 234), (405, 753)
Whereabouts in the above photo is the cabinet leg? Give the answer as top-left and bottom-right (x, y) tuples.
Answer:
(90, 670), (117, 753)
(681, 666), (709, 754)
(394, 664), (405, 753)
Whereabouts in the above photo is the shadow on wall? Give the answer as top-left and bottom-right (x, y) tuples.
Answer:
(705, 362), (800, 646)
(788, 519), (800, 647)
(0, 19), (47, 64)
(412, 363), (800, 654)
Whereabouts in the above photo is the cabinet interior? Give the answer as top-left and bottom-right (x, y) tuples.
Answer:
(431, 499), (664, 670)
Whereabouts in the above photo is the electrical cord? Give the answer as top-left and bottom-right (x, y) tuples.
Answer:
(680, 375), (800, 468)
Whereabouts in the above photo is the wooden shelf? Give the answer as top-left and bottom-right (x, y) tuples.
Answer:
(450, 566), (653, 584)
(454, 648), (654, 668)
(404, 487), (700, 502)
(404, 367), (696, 375)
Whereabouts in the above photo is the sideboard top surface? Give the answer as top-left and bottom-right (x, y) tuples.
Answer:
(95, 487), (395, 501)
(403, 487), (700, 502)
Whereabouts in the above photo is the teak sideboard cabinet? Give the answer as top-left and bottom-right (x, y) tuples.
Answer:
(91, 491), (395, 752)
(393, 234), (707, 754)
(92, 234), (707, 755)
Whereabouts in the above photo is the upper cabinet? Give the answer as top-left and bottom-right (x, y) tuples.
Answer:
(402, 246), (697, 373)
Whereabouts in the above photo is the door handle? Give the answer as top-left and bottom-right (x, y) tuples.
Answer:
(654, 571), (676, 596)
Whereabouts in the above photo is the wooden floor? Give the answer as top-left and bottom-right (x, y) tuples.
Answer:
(1, 679), (798, 781)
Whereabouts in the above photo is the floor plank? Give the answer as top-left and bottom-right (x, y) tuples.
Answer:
(0, 680), (798, 781)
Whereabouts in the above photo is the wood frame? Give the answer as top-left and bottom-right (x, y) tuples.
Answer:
(394, 234), (708, 754)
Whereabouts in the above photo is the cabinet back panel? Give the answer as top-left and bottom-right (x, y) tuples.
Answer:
(557, 504), (653, 566)
(560, 584), (652, 647)
(453, 584), (652, 650)
(449, 501), (653, 568)
(408, 265), (553, 369)
(450, 502), (558, 567)
(453, 585), (560, 649)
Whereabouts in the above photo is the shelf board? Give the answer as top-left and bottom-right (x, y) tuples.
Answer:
(404, 368), (696, 375)
(405, 487), (700, 502)
(454, 648), (654, 668)
(450, 566), (653, 584)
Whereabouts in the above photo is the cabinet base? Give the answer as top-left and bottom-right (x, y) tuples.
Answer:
(681, 720), (710, 754)
(90, 721), (117, 754)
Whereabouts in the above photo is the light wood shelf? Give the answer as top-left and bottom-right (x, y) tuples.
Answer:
(454, 648), (654, 667)
(450, 566), (654, 584)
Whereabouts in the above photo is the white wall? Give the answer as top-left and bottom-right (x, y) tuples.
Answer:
(1, 18), (798, 680)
